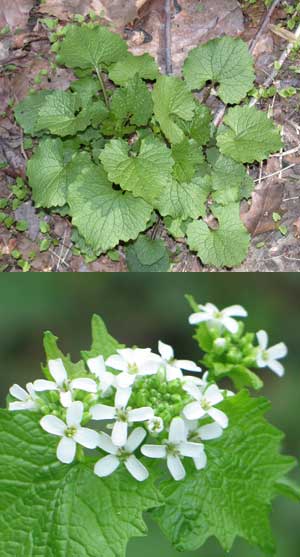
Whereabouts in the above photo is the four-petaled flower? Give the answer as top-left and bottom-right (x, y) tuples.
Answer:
(141, 417), (204, 481)
(9, 382), (39, 412)
(189, 303), (247, 334)
(34, 358), (97, 407)
(157, 340), (202, 381)
(90, 387), (154, 446)
(256, 330), (287, 377)
(106, 348), (161, 389)
(183, 384), (228, 429)
(94, 427), (149, 482)
(40, 401), (99, 464)
(87, 355), (115, 395)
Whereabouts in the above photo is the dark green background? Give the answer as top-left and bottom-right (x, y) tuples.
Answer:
(1, 274), (299, 557)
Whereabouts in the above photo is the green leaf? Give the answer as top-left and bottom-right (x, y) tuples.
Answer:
(274, 477), (300, 502)
(43, 330), (87, 379)
(70, 77), (100, 106)
(164, 216), (189, 239)
(152, 76), (195, 144)
(153, 390), (295, 554)
(210, 153), (251, 205)
(187, 203), (250, 268)
(35, 90), (91, 137)
(156, 176), (210, 220)
(217, 106), (283, 163)
(183, 36), (255, 104)
(27, 138), (90, 208)
(57, 24), (128, 70)
(68, 162), (152, 253)
(109, 52), (159, 85)
(172, 138), (203, 183)
(14, 90), (52, 135)
(100, 137), (174, 204)
(176, 103), (212, 147)
(126, 236), (170, 272)
(81, 314), (124, 361)
(110, 75), (153, 127)
(0, 410), (161, 557)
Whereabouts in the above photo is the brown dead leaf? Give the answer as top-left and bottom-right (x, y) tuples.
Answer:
(293, 217), (300, 238)
(0, 0), (34, 29)
(39, 0), (148, 23)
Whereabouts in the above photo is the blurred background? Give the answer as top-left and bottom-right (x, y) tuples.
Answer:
(0, 274), (299, 557)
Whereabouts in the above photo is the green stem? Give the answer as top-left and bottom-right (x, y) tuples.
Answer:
(96, 66), (109, 108)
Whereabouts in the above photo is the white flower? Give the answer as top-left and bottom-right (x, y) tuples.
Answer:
(147, 416), (164, 434)
(189, 303), (247, 334)
(40, 401), (99, 464)
(182, 373), (208, 397)
(106, 348), (161, 389)
(90, 387), (154, 447)
(33, 358), (97, 407)
(157, 341), (202, 381)
(9, 382), (39, 412)
(183, 384), (228, 429)
(87, 355), (115, 395)
(185, 420), (223, 470)
(94, 427), (149, 482)
(141, 417), (204, 481)
(256, 330), (287, 377)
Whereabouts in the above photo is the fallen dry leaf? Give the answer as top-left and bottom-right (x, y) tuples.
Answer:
(0, 0), (34, 29)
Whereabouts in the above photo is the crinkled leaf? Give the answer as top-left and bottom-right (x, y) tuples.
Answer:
(172, 139), (203, 183)
(70, 77), (100, 106)
(156, 176), (210, 220)
(68, 162), (152, 253)
(81, 314), (124, 361)
(35, 90), (91, 137)
(110, 75), (153, 127)
(217, 106), (283, 163)
(183, 36), (255, 104)
(109, 52), (159, 85)
(100, 137), (174, 204)
(57, 24), (128, 70)
(153, 390), (295, 554)
(210, 153), (251, 205)
(274, 478), (300, 502)
(14, 90), (52, 135)
(126, 236), (170, 273)
(152, 76), (195, 144)
(176, 103), (212, 147)
(164, 216), (189, 239)
(27, 138), (90, 208)
(187, 203), (250, 268)
(0, 410), (161, 557)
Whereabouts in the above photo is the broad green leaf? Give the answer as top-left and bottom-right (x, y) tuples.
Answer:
(57, 24), (128, 70)
(43, 330), (87, 379)
(164, 216), (189, 239)
(187, 203), (250, 268)
(217, 106), (282, 163)
(183, 36), (255, 104)
(152, 76), (195, 144)
(156, 176), (210, 220)
(126, 236), (170, 272)
(210, 153), (251, 205)
(68, 162), (152, 253)
(110, 75), (153, 126)
(81, 314), (124, 361)
(109, 52), (159, 85)
(172, 139), (203, 183)
(35, 90), (91, 137)
(70, 77), (100, 106)
(0, 410), (161, 557)
(153, 390), (295, 554)
(274, 477), (300, 502)
(100, 137), (174, 204)
(14, 90), (52, 135)
(27, 138), (90, 208)
(176, 103), (212, 146)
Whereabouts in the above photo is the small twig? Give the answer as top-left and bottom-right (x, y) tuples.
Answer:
(270, 145), (300, 157)
(253, 162), (295, 182)
(95, 66), (109, 108)
(164, 0), (172, 75)
(249, 0), (282, 53)
(283, 196), (300, 202)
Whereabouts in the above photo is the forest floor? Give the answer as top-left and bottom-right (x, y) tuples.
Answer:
(0, 0), (300, 272)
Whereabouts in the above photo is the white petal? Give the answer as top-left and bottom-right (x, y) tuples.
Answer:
(9, 384), (28, 401)
(222, 305), (247, 318)
(97, 432), (118, 455)
(168, 417), (185, 443)
(94, 454), (120, 477)
(71, 378), (97, 393)
(60, 391), (73, 408)
(112, 420), (128, 447)
(208, 408), (228, 429)
(74, 427), (99, 449)
(256, 330), (268, 350)
(106, 354), (128, 372)
(268, 342), (288, 360)
(138, 360), (161, 375)
(26, 383), (36, 398)
(221, 316), (239, 334)
(57, 436), (76, 464)
(99, 372), (115, 392)
(87, 355), (106, 378)
(115, 387), (132, 409)
(48, 358), (67, 386)
(188, 313), (210, 325)
(268, 359), (285, 377)
(90, 404), (116, 420)
(128, 407), (154, 423)
(198, 422), (223, 440)
(183, 402), (205, 421)
(179, 441), (204, 458)
(40, 415), (66, 436)
(182, 382), (202, 400)
(158, 340), (174, 361)
(175, 360), (202, 372)
(125, 455), (149, 481)
(141, 444), (167, 459)
(125, 427), (147, 452)
(115, 372), (135, 389)
(203, 303), (218, 314)
(33, 379), (58, 392)
(165, 364), (183, 382)
(205, 384), (223, 406)
(193, 450), (207, 470)
(9, 401), (35, 411)
(167, 455), (186, 481)
(256, 352), (267, 368)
